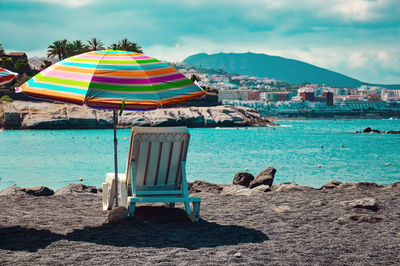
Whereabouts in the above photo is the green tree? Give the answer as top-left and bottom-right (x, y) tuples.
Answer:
(47, 39), (69, 60)
(0, 43), (4, 56)
(41, 60), (52, 69)
(14, 59), (30, 73)
(190, 74), (201, 82)
(0, 56), (14, 70)
(69, 40), (88, 56)
(87, 37), (104, 51)
(108, 38), (143, 53)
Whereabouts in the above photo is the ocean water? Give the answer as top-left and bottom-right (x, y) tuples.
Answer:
(1, 119), (399, 190)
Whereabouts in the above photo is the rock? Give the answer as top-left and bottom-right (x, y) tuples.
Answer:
(320, 180), (342, 189)
(272, 183), (313, 192)
(251, 185), (271, 193)
(337, 214), (384, 223)
(21, 186), (54, 196)
(0, 185), (24, 195)
(336, 182), (384, 189)
(271, 205), (291, 213)
(221, 184), (270, 196)
(233, 172), (254, 187)
(363, 127), (372, 133)
(1, 101), (276, 129)
(392, 182), (400, 188)
(249, 167), (276, 188)
(234, 252), (242, 258)
(340, 197), (379, 211)
(387, 131), (400, 134)
(55, 183), (98, 195)
(107, 206), (128, 223)
(221, 185), (252, 196)
(188, 181), (223, 193)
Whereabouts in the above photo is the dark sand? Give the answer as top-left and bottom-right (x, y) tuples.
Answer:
(1, 184), (400, 265)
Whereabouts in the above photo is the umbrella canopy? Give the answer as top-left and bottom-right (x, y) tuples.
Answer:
(18, 50), (205, 110)
(18, 50), (205, 207)
(0, 67), (18, 85)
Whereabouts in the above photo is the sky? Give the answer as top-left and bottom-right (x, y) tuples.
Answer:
(1, 0), (399, 84)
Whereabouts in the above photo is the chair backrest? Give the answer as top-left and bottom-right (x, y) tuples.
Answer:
(125, 127), (190, 196)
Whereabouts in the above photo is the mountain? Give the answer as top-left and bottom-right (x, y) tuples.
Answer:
(183, 52), (363, 88)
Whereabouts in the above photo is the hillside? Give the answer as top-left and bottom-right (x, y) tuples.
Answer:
(183, 52), (363, 88)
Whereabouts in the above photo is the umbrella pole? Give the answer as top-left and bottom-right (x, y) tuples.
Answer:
(113, 110), (119, 207)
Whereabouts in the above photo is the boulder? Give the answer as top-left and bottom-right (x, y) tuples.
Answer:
(233, 172), (254, 187)
(392, 182), (400, 188)
(337, 214), (384, 223)
(249, 167), (276, 189)
(336, 182), (384, 189)
(320, 180), (342, 189)
(21, 186), (54, 196)
(55, 183), (98, 195)
(272, 183), (313, 192)
(221, 185), (252, 196)
(339, 197), (379, 211)
(107, 206), (128, 223)
(0, 185), (25, 195)
(188, 181), (223, 193)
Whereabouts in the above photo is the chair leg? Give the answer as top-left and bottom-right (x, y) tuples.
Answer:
(192, 202), (200, 222)
(128, 202), (136, 217)
(184, 202), (192, 215)
(102, 182), (115, 211)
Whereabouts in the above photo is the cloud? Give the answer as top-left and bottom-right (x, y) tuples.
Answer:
(1, 0), (399, 83)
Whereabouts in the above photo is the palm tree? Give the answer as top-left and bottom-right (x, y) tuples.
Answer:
(111, 38), (143, 53)
(70, 40), (88, 55)
(47, 39), (69, 60)
(87, 37), (104, 51)
(0, 43), (4, 56)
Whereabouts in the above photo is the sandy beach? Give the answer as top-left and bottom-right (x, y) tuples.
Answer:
(0, 182), (399, 265)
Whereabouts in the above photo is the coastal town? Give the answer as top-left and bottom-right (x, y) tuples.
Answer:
(177, 64), (400, 117)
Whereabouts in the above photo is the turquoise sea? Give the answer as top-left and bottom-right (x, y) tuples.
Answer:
(1, 119), (399, 190)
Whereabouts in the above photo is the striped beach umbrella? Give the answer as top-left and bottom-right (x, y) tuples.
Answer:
(18, 50), (205, 207)
(0, 67), (18, 85)
(18, 50), (205, 110)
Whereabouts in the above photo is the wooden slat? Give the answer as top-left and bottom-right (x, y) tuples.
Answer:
(143, 141), (152, 185)
(175, 140), (185, 184)
(167, 141), (182, 186)
(157, 142), (171, 186)
(135, 141), (149, 186)
(164, 142), (174, 185)
(154, 142), (163, 185)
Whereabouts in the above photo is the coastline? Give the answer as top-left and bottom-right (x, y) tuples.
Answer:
(0, 101), (276, 129)
(1, 181), (399, 265)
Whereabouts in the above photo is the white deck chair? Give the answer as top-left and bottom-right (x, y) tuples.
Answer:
(102, 126), (201, 222)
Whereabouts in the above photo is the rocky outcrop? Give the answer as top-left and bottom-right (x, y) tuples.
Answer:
(233, 172), (254, 187)
(249, 167), (276, 189)
(0, 185), (54, 196)
(55, 183), (98, 195)
(0, 101), (276, 129)
(188, 181), (223, 193)
(357, 127), (400, 134)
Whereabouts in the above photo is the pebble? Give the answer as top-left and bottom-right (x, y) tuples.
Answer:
(234, 252), (242, 258)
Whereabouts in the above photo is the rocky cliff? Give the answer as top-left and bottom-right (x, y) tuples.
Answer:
(0, 101), (276, 129)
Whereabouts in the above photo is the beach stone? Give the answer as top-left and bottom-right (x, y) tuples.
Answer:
(363, 127), (372, 133)
(249, 167), (276, 189)
(221, 185), (253, 196)
(340, 197), (379, 211)
(251, 185), (271, 193)
(107, 206), (128, 223)
(55, 183), (98, 195)
(0, 185), (25, 195)
(320, 180), (342, 189)
(234, 252), (242, 258)
(336, 182), (384, 190)
(272, 183), (313, 192)
(337, 214), (384, 223)
(21, 186), (54, 196)
(233, 172), (254, 187)
(188, 180), (223, 194)
(392, 182), (400, 188)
